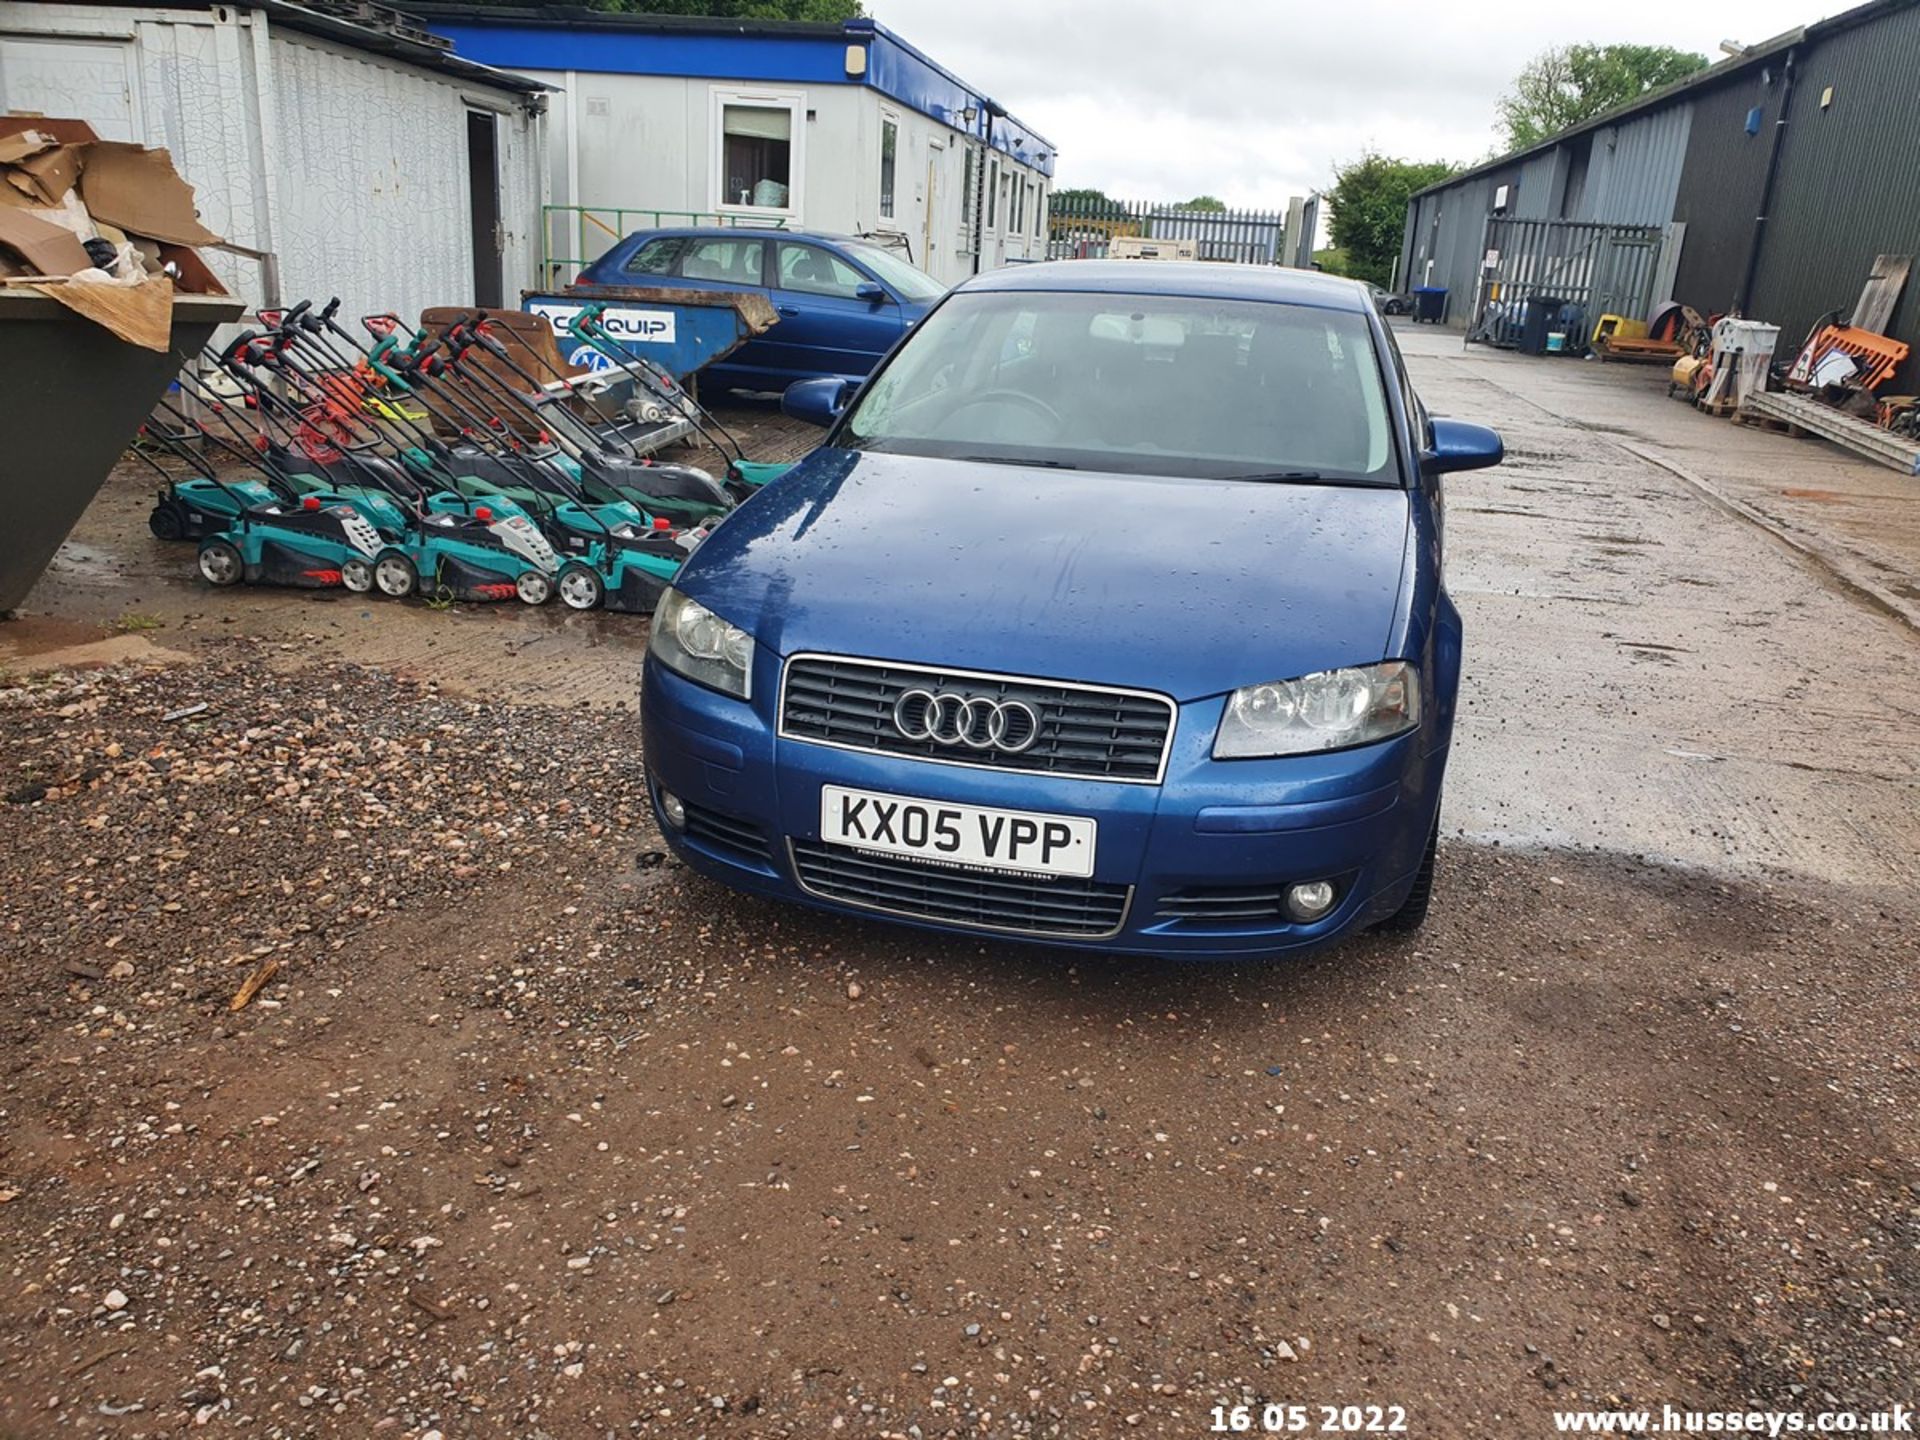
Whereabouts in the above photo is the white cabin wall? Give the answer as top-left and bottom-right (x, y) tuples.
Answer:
(0, 3), (544, 315)
(529, 66), (1049, 287)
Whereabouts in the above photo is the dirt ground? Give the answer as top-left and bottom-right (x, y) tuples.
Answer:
(2, 362), (1918, 1439)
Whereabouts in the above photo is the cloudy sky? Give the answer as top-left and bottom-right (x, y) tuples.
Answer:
(866, 0), (1829, 205)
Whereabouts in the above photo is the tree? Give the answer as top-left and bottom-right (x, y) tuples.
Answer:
(1311, 246), (1356, 277)
(1498, 44), (1708, 149)
(1049, 186), (1123, 218)
(1179, 195), (1227, 212)
(1326, 153), (1457, 289)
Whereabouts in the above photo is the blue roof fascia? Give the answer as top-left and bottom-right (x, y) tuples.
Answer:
(426, 14), (1056, 179)
(429, 21), (855, 86)
(850, 18), (1056, 177)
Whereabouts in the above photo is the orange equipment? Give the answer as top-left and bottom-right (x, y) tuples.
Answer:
(1787, 324), (1910, 393)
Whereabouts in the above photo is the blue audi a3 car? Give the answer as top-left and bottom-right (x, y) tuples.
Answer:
(641, 262), (1502, 959)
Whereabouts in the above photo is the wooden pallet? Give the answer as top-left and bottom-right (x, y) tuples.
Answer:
(1734, 411), (1810, 438)
(1597, 337), (1685, 365)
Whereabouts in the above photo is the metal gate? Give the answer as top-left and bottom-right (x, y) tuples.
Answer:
(1468, 218), (1668, 348)
(1045, 194), (1288, 265)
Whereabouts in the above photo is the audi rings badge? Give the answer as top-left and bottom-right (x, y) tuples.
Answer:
(892, 689), (1040, 753)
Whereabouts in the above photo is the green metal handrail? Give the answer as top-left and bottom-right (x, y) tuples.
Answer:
(540, 204), (789, 283)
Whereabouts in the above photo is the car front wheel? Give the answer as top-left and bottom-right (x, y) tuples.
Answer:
(1375, 819), (1437, 933)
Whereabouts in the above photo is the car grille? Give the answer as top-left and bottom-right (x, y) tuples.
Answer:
(789, 840), (1132, 939)
(680, 799), (772, 862)
(780, 655), (1175, 783)
(1154, 885), (1290, 926)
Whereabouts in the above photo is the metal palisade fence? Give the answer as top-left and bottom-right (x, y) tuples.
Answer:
(1045, 195), (1289, 265)
(1467, 218), (1670, 347)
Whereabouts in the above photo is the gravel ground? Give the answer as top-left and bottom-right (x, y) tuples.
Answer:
(2, 648), (1916, 1439)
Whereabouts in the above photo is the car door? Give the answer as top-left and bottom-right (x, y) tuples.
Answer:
(762, 240), (905, 384)
(658, 234), (781, 389)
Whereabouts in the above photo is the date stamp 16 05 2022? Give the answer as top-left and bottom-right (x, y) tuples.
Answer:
(1210, 1404), (1409, 1434)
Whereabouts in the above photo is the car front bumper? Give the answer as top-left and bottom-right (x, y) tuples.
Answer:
(641, 658), (1448, 960)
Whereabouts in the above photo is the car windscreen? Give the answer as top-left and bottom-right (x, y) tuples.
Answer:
(843, 243), (947, 303)
(839, 290), (1398, 484)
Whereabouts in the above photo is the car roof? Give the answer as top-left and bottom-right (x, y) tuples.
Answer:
(621, 226), (864, 245)
(960, 260), (1371, 311)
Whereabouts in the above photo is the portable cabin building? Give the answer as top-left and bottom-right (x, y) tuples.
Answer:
(0, 0), (549, 319)
(406, 5), (1057, 288)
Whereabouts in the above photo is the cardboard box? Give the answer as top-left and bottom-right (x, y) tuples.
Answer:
(79, 142), (221, 247)
(0, 115), (227, 295)
(0, 204), (91, 276)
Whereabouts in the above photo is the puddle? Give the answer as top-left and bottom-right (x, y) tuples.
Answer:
(43, 541), (134, 587)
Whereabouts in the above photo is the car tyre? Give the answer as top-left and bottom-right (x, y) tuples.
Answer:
(1375, 819), (1438, 933)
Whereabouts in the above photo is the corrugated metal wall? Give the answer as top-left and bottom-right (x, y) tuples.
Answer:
(1578, 104), (1692, 223)
(272, 31), (542, 322)
(126, 16), (271, 300)
(1398, 106), (1686, 326)
(1669, 70), (1776, 315)
(0, 5), (544, 317)
(1751, 5), (1920, 381)
(1513, 151), (1559, 220)
(1402, 170), (1519, 323)
(1403, 0), (1920, 355)
(1673, 5), (1920, 382)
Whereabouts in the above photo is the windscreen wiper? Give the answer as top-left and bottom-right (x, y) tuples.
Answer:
(955, 455), (1080, 469)
(1219, 469), (1326, 482)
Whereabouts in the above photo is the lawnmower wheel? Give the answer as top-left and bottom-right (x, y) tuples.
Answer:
(341, 557), (375, 593)
(516, 570), (554, 606)
(197, 538), (243, 587)
(557, 563), (605, 611)
(148, 504), (185, 542)
(374, 552), (418, 598)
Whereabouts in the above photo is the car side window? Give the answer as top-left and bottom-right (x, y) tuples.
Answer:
(777, 243), (869, 300)
(680, 237), (766, 285)
(623, 237), (688, 277)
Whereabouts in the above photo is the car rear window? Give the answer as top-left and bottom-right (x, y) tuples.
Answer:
(622, 237), (688, 277)
(841, 289), (1398, 484)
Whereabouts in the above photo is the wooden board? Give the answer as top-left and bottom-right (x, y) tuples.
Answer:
(1851, 254), (1911, 336)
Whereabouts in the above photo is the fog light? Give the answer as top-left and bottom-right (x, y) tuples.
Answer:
(1285, 880), (1337, 922)
(659, 789), (687, 830)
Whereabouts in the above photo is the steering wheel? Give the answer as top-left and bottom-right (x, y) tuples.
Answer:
(964, 388), (1061, 426)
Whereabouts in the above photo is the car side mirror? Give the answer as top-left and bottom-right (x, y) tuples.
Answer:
(1421, 418), (1503, 475)
(854, 282), (889, 305)
(782, 376), (853, 427)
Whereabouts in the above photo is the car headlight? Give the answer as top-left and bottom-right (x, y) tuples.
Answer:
(648, 587), (754, 699)
(1214, 661), (1419, 759)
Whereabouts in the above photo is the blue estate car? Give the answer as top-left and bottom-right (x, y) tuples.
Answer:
(641, 261), (1503, 959)
(575, 227), (944, 393)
